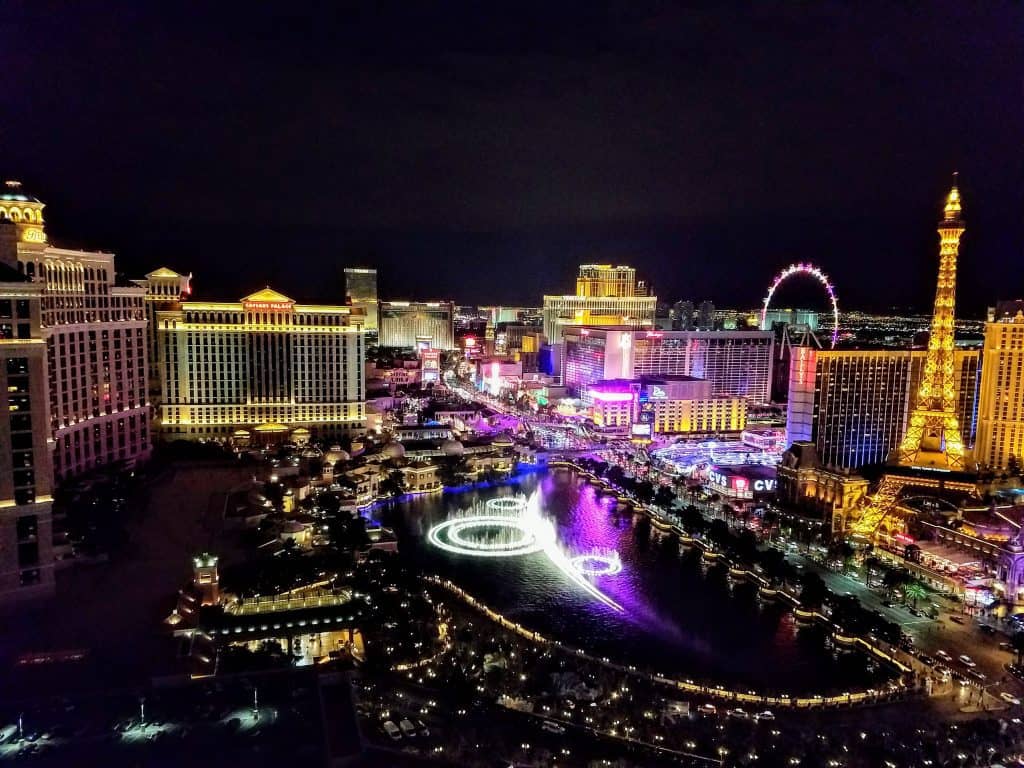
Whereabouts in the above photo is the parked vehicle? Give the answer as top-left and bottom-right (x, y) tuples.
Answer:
(541, 721), (566, 734)
(399, 719), (417, 737)
(382, 721), (402, 741)
(959, 655), (976, 668)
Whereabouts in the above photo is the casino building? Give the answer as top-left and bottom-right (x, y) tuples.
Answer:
(155, 288), (366, 442)
(2, 181), (150, 481)
(562, 326), (774, 403)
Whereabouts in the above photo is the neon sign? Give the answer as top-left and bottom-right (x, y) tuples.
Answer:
(244, 301), (293, 311)
(591, 390), (633, 403)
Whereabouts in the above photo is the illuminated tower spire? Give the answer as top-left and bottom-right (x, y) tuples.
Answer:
(897, 176), (967, 469)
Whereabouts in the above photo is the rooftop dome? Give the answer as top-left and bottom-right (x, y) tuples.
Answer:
(441, 438), (465, 457)
(1, 180), (41, 204)
(325, 448), (350, 465)
(382, 441), (406, 460)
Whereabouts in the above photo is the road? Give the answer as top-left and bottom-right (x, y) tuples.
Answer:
(791, 552), (1024, 713)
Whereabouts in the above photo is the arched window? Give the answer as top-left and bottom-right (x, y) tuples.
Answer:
(25, 262), (35, 277)
(0, 208), (7, 220)
(9, 209), (21, 222)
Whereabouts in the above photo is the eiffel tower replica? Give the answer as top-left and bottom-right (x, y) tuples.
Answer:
(850, 177), (978, 540)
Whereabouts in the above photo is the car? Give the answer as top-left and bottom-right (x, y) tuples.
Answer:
(540, 721), (565, 734)
(399, 719), (417, 737)
(755, 710), (775, 722)
(1001, 692), (1022, 706)
(935, 666), (952, 681)
(959, 655), (977, 668)
(382, 721), (402, 741)
(727, 708), (750, 720)
(969, 669), (987, 682)
(936, 650), (952, 662)
(416, 719), (430, 737)
(980, 624), (997, 635)
(697, 703), (717, 717)
(950, 616), (966, 625)
(917, 654), (936, 666)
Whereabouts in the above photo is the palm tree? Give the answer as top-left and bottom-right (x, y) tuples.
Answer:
(903, 580), (927, 609)
(1012, 631), (1024, 668)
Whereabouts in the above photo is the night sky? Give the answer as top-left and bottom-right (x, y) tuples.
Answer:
(2, 1), (1022, 315)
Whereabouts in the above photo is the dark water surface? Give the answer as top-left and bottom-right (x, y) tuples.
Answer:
(377, 469), (893, 694)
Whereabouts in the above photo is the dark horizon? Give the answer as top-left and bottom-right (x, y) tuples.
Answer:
(3, 1), (1022, 315)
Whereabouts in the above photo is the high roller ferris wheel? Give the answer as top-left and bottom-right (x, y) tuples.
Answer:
(761, 262), (840, 347)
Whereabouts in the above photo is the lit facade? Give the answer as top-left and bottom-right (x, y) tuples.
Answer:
(562, 326), (773, 402)
(156, 288), (366, 441)
(586, 377), (745, 436)
(135, 267), (192, 402)
(897, 183), (968, 469)
(542, 264), (657, 341)
(344, 267), (378, 334)
(786, 345), (980, 470)
(379, 300), (454, 350)
(0, 219), (55, 603)
(3, 181), (150, 481)
(975, 300), (1024, 470)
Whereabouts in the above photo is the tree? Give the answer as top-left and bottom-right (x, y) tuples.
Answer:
(903, 580), (927, 609)
(681, 505), (706, 536)
(1012, 631), (1024, 667)
(380, 470), (407, 498)
(882, 568), (911, 598)
(654, 485), (676, 509)
(798, 571), (828, 610)
(707, 519), (733, 551)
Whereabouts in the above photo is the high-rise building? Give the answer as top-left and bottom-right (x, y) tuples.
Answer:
(786, 345), (980, 470)
(135, 267), (192, 402)
(586, 376), (746, 436)
(975, 300), (1024, 470)
(379, 300), (455, 350)
(562, 326), (774, 402)
(671, 300), (695, 331)
(542, 264), (657, 341)
(2, 181), (150, 481)
(344, 267), (378, 335)
(0, 219), (54, 603)
(155, 288), (366, 441)
(697, 301), (715, 330)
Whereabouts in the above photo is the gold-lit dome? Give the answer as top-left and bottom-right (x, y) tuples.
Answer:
(943, 175), (963, 223)
(0, 181), (46, 245)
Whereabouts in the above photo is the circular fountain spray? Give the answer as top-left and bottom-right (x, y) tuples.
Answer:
(570, 550), (623, 577)
(427, 493), (623, 612)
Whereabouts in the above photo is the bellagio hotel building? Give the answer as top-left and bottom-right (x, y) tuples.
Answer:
(155, 288), (366, 441)
(1, 181), (149, 482)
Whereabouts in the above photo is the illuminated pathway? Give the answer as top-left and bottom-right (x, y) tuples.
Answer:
(425, 574), (912, 710)
(427, 494), (624, 612)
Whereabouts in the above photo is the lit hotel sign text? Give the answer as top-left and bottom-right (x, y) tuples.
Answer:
(244, 301), (294, 311)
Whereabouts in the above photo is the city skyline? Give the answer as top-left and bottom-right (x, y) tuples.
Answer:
(3, 3), (1022, 312)
(7, 5), (1024, 767)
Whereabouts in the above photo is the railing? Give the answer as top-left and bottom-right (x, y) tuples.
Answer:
(425, 574), (911, 710)
(226, 588), (353, 616)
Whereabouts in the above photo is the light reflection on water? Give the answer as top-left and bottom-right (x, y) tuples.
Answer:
(378, 470), (892, 694)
